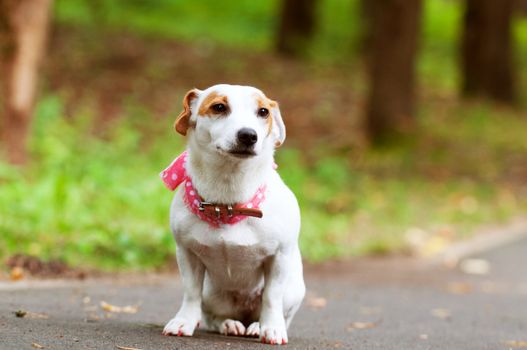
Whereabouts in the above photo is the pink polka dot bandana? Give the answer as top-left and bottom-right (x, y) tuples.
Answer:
(160, 150), (268, 228)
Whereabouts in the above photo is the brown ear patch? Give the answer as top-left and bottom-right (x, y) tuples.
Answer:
(255, 95), (275, 136)
(265, 98), (285, 148)
(198, 91), (230, 117)
(175, 89), (199, 136)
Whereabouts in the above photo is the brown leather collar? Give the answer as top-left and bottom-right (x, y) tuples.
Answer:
(198, 202), (263, 220)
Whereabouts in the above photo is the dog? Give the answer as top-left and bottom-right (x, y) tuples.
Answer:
(160, 84), (305, 345)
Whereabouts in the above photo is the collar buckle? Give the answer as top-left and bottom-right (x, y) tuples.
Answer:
(198, 201), (213, 212)
(199, 201), (223, 219)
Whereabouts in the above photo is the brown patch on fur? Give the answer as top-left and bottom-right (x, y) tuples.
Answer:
(198, 91), (229, 117)
(267, 99), (284, 148)
(255, 94), (275, 136)
(175, 89), (199, 136)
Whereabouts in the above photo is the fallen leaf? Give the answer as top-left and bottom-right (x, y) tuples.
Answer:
(14, 310), (27, 318)
(28, 312), (49, 319)
(306, 295), (327, 309)
(100, 301), (138, 314)
(85, 314), (101, 323)
(506, 340), (527, 348)
(421, 235), (450, 257)
(446, 282), (473, 295)
(10, 267), (24, 281)
(116, 346), (143, 350)
(431, 308), (451, 320)
(405, 227), (454, 257)
(405, 227), (428, 248)
(459, 259), (490, 275)
(31, 343), (44, 349)
(14, 310), (48, 319)
(348, 322), (375, 329)
(347, 320), (380, 331)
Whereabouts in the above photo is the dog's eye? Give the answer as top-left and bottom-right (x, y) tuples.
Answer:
(212, 103), (226, 113)
(257, 108), (269, 118)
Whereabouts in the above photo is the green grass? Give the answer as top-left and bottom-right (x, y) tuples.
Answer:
(1, 94), (526, 269)
(0, 96), (178, 269)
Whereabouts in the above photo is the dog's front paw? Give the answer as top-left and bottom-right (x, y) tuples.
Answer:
(162, 317), (199, 337)
(260, 324), (288, 345)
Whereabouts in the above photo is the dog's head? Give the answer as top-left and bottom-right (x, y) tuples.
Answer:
(174, 84), (285, 159)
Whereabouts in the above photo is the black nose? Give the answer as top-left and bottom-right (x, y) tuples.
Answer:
(237, 128), (258, 147)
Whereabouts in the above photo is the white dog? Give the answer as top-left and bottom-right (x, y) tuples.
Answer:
(160, 84), (305, 345)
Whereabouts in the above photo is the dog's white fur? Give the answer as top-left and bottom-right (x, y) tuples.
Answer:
(163, 84), (305, 345)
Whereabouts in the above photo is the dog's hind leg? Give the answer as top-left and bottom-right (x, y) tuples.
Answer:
(201, 287), (261, 337)
(202, 311), (247, 336)
(201, 276), (263, 337)
(245, 321), (260, 337)
(283, 249), (306, 329)
(283, 278), (305, 329)
(219, 319), (247, 336)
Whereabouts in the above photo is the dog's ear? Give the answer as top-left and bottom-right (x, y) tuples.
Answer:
(270, 100), (286, 147)
(175, 89), (201, 136)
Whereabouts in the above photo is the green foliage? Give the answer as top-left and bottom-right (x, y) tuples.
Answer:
(1, 95), (526, 269)
(0, 95), (179, 269)
(54, 0), (280, 49)
(420, 0), (462, 91)
(53, 0), (365, 61)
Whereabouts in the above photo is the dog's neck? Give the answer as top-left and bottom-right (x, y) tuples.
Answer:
(185, 144), (274, 204)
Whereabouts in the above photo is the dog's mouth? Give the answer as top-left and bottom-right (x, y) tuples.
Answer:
(216, 145), (257, 159)
(227, 148), (257, 158)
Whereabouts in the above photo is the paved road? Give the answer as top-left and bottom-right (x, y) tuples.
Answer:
(1, 238), (526, 350)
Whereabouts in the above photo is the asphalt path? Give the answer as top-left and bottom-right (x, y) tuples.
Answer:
(1, 238), (526, 350)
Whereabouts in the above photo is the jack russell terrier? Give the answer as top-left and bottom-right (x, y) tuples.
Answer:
(160, 84), (305, 345)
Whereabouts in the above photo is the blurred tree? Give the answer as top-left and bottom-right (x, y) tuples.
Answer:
(276, 0), (317, 56)
(359, 0), (374, 56)
(0, 0), (52, 164)
(461, 0), (515, 103)
(519, 0), (527, 14)
(365, 0), (422, 144)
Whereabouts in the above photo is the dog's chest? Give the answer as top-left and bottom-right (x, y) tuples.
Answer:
(183, 225), (278, 267)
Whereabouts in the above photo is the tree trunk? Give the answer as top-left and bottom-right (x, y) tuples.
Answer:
(276, 0), (317, 56)
(0, 0), (52, 164)
(365, 0), (422, 144)
(359, 0), (374, 57)
(518, 0), (527, 15)
(461, 0), (515, 103)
